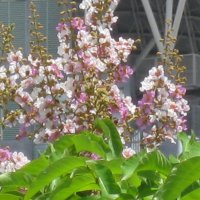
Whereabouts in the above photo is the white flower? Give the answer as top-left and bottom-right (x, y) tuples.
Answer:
(9, 63), (17, 74)
(111, 85), (121, 97)
(149, 65), (164, 79)
(122, 147), (135, 159)
(31, 88), (42, 100)
(90, 109), (97, 114)
(12, 152), (30, 170)
(0, 83), (5, 90)
(79, 0), (91, 10)
(19, 65), (31, 77)
(149, 115), (156, 123)
(0, 161), (15, 173)
(58, 42), (68, 56)
(34, 97), (45, 109)
(7, 51), (23, 63)
(0, 66), (6, 78)
(95, 59), (106, 72)
(140, 78), (154, 91)
(63, 119), (76, 133)
(124, 96), (136, 114)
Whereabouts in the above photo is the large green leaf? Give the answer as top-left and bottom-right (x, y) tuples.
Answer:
(154, 156), (200, 200)
(24, 156), (87, 200)
(0, 194), (22, 200)
(68, 196), (100, 200)
(122, 153), (142, 180)
(137, 150), (171, 176)
(0, 155), (49, 192)
(138, 181), (158, 199)
(182, 188), (200, 200)
(94, 164), (121, 195)
(70, 133), (110, 159)
(50, 173), (99, 200)
(19, 155), (49, 176)
(95, 119), (123, 158)
(45, 136), (74, 157)
(97, 158), (123, 175)
(178, 132), (200, 160)
(45, 132), (111, 160)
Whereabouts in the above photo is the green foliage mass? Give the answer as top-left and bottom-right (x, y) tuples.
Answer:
(0, 119), (200, 200)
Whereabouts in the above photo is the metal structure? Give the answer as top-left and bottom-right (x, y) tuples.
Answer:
(113, 0), (198, 65)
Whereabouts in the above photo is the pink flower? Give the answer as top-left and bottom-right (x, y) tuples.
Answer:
(56, 22), (69, 32)
(48, 130), (61, 142)
(136, 117), (152, 130)
(91, 153), (101, 160)
(142, 91), (155, 104)
(122, 147), (135, 159)
(71, 17), (85, 30)
(31, 67), (39, 77)
(171, 85), (186, 99)
(51, 64), (64, 78)
(17, 125), (28, 140)
(78, 92), (88, 103)
(114, 65), (134, 82)
(0, 149), (11, 162)
(119, 105), (129, 121)
(63, 119), (76, 133)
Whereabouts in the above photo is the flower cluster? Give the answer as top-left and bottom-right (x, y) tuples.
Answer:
(0, 0), (190, 150)
(1, 0), (136, 144)
(0, 148), (30, 173)
(136, 65), (190, 149)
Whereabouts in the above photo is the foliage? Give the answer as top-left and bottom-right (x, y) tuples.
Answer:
(0, 120), (199, 200)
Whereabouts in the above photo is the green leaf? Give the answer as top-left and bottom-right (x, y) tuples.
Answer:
(0, 172), (30, 189)
(0, 194), (22, 200)
(70, 133), (110, 159)
(24, 156), (87, 200)
(19, 155), (49, 176)
(122, 155), (141, 180)
(45, 136), (74, 156)
(97, 158), (123, 175)
(178, 132), (190, 152)
(182, 188), (200, 200)
(181, 180), (200, 197)
(0, 155), (49, 192)
(50, 172), (99, 200)
(45, 132), (111, 160)
(95, 164), (121, 195)
(138, 181), (158, 199)
(137, 150), (171, 176)
(154, 156), (200, 200)
(168, 155), (180, 164)
(178, 132), (200, 160)
(74, 196), (100, 200)
(95, 119), (123, 158)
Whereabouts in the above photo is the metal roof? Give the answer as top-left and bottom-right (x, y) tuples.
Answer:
(113, 0), (200, 55)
